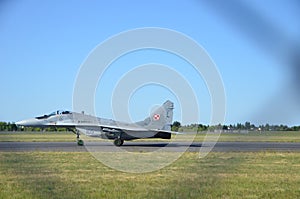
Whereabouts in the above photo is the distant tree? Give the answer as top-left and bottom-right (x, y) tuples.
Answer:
(291, 126), (300, 131)
(222, 125), (229, 130)
(265, 123), (270, 131)
(197, 124), (208, 132)
(214, 123), (222, 130)
(237, 123), (242, 130)
(11, 123), (17, 131)
(0, 122), (18, 131)
(171, 121), (181, 132)
(0, 122), (6, 131)
(245, 122), (251, 130)
(250, 124), (256, 130)
(279, 124), (289, 131)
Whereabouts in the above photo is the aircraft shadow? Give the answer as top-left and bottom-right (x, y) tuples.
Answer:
(122, 142), (202, 148)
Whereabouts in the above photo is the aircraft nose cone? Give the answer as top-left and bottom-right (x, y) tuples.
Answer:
(15, 119), (40, 127)
(15, 120), (25, 126)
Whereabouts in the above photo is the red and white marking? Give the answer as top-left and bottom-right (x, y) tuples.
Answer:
(153, 114), (160, 120)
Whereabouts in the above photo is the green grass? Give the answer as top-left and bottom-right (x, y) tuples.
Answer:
(173, 131), (300, 142)
(1, 131), (300, 143)
(0, 132), (88, 142)
(0, 152), (300, 198)
(172, 131), (300, 143)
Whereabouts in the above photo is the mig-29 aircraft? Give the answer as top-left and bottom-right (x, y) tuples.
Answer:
(16, 100), (177, 146)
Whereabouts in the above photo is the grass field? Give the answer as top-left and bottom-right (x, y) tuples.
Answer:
(0, 152), (300, 198)
(1, 131), (300, 198)
(0, 132), (76, 142)
(1, 131), (300, 142)
(192, 131), (300, 142)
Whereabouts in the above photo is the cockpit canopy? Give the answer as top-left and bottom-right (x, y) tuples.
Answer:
(35, 110), (71, 120)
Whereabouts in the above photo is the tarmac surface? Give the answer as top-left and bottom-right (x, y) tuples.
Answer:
(1, 141), (300, 152)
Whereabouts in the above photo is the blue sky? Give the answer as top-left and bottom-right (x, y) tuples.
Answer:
(1, 0), (299, 125)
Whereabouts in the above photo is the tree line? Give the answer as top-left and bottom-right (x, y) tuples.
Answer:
(171, 121), (300, 132)
(0, 122), (67, 132)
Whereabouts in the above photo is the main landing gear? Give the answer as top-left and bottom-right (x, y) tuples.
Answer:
(113, 138), (124, 147)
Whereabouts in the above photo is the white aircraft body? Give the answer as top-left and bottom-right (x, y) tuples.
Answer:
(16, 100), (177, 146)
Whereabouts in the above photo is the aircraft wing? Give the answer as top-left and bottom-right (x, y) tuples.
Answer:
(52, 122), (150, 131)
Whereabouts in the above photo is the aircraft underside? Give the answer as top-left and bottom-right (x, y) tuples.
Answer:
(75, 127), (171, 146)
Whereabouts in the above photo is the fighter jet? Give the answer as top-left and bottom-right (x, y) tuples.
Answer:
(16, 100), (177, 146)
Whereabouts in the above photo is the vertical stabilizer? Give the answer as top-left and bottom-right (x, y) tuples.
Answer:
(136, 100), (174, 130)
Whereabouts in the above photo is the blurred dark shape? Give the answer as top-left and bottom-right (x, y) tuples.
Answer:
(202, 0), (287, 56)
(202, 0), (300, 124)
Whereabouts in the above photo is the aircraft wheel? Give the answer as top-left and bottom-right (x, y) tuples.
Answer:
(77, 139), (84, 146)
(114, 138), (124, 147)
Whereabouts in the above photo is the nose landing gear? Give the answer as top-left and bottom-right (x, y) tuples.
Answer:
(76, 131), (84, 146)
(69, 128), (84, 146)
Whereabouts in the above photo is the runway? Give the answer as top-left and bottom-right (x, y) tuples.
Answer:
(1, 141), (300, 152)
